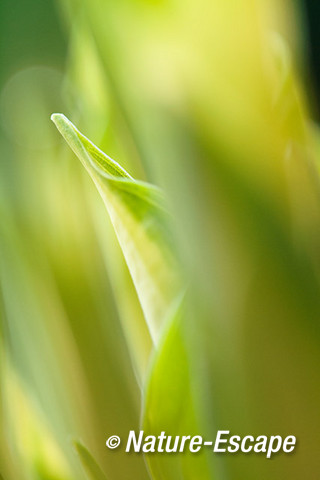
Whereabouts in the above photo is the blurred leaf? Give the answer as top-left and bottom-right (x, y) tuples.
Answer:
(51, 114), (181, 342)
(74, 441), (108, 480)
(1, 358), (74, 480)
(143, 302), (212, 480)
(0, 215), (89, 470)
(0, 201), (147, 480)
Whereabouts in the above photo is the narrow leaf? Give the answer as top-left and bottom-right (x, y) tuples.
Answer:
(74, 441), (108, 480)
(51, 114), (181, 342)
(143, 304), (212, 480)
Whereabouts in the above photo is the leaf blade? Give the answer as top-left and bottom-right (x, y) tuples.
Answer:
(51, 114), (181, 342)
(74, 441), (109, 480)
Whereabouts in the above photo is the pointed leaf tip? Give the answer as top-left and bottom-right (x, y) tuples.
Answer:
(51, 113), (132, 179)
(51, 113), (181, 342)
(73, 440), (109, 480)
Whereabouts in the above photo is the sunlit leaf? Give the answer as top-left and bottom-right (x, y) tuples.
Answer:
(51, 114), (181, 342)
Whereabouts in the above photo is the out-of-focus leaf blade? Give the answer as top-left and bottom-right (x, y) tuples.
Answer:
(1, 358), (74, 480)
(74, 441), (109, 480)
(143, 304), (212, 480)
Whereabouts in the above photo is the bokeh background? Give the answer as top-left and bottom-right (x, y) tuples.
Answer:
(1, 1), (320, 479)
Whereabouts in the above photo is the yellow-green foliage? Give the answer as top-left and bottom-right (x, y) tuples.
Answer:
(1, 2), (320, 480)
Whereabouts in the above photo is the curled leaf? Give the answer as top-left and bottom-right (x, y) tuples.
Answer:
(51, 114), (181, 342)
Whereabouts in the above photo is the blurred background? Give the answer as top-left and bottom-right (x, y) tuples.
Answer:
(0, 1), (151, 479)
(1, 1), (320, 480)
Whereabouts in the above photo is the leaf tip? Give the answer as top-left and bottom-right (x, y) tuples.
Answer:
(51, 112), (69, 132)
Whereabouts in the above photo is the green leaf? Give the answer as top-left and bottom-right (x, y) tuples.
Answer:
(51, 114), (181, 342)
(143, 303), (213, 480)
(74, 442), (108, 480)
